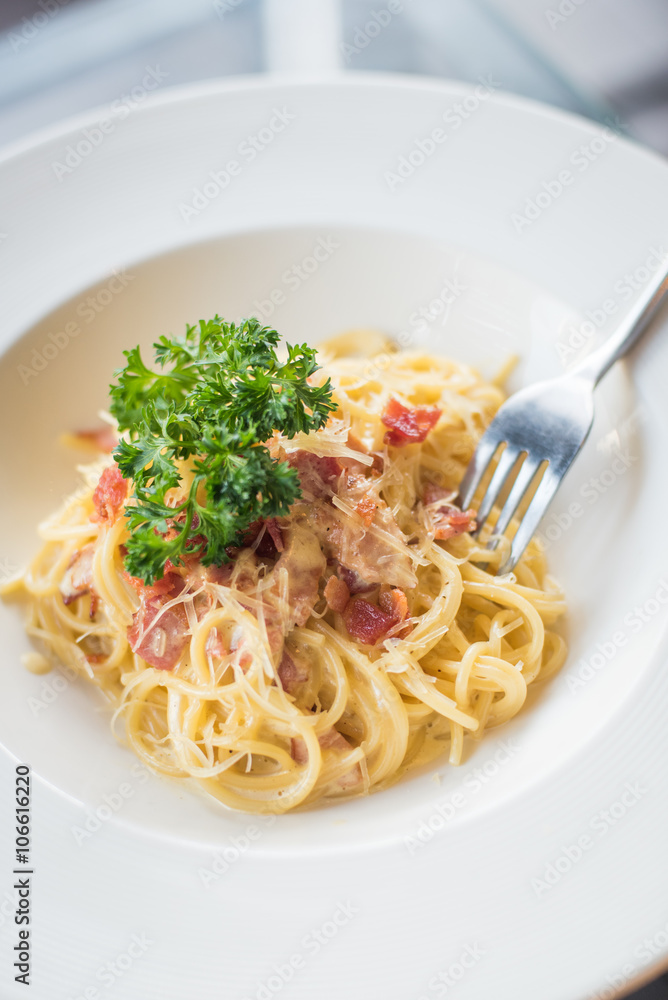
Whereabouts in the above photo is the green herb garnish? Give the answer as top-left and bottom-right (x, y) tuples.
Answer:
(109, 316), (335, 584)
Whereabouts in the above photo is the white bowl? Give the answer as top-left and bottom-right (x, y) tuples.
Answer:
(1, 75), (668, 1000)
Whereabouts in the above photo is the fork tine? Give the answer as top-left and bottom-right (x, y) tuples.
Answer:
(498, 466), (561, 574)
(456, 434), (501, 511)
(492, 457), (545, 539)
(473, 445), (522, 536)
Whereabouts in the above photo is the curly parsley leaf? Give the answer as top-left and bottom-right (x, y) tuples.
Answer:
(109, 317), (336, 584)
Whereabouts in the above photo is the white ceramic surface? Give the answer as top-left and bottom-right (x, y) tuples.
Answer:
(0, 75), (667, 1000)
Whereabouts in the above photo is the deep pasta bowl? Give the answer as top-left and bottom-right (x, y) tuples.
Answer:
(0, 75), (667, 1000)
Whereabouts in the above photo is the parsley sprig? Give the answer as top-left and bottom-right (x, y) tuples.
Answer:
(109, 316), (335, 584)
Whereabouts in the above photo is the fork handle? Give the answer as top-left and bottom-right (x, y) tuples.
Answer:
(570, 261), (668, 386)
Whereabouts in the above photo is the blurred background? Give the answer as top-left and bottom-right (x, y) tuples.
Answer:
(1, 0), (667, 997)
(0, 0), (667, 153)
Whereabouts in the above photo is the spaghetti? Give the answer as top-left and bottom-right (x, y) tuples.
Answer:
(3, 333), (567, 813)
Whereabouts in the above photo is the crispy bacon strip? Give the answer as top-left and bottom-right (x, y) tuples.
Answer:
(423, 484), (477, 541)
(355, 493), (376, 527)
(433, 507), (477, 540)
(379, 587), (409, 624)
(91, 465), (128, 523)
(287, 450), (341, 500)
(381, 397), (441, 447)
(127, 573), (188, 671)
(344, 586), (411, 645)
(343, 598), (396, 645)
(244, 518), (285, 557)
(59, 544), (97, 617)
(265, 518), (285, 553)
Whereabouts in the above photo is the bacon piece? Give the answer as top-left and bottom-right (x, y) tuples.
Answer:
(60, 544), (95, 606)
(124, 569), (185, 600)
(379, 587), (409, 623)
(423, 485), (477, 541)
(91, 465), (128, 523)
(265, 518), (284, 553)
(343, 598), (396, 645)
(277, 648), (310, 694)
(355, 493), (376, 527)
(127, 574), (189, 671)
(379, 587), (412, 639)
(423, 483), (451, 506)
(150, 572), (185, 599)
(181, 549), (257, 596)
(324, 575), (350, 613)
(244, 518), (285, 557)
(74, 426), (117, 453)
(203, 563), (234, 587)
(337, 565), (375, 595)
(291, 738), (307, 763)
(433, 507), (477, 540)
(287, 450), (341, 500)
(381, 397), (442, 447)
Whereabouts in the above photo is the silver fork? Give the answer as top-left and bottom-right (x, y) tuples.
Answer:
(457, 263), (668, 574)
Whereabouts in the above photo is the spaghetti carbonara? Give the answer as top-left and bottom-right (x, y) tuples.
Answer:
(2, 329), (567, 813)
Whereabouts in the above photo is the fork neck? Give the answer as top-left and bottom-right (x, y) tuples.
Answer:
(568, 262), (668, 386)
